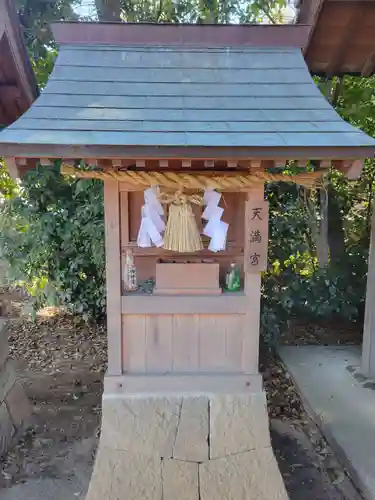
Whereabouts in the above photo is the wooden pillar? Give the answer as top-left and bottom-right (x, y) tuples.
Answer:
(362, 201), (375, 377)
(242, 184), (267, 374)
(104, 180), (122, 375)
(4, 157), (20, 180)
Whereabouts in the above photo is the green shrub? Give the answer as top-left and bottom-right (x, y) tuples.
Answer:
(0, 162), (106, 320)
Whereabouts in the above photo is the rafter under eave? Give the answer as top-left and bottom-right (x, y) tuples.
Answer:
(0, 17), (5, 40)
(0, 0), (38, 124)
(327, 5), (366, 77)
(297, 0), (375, 76)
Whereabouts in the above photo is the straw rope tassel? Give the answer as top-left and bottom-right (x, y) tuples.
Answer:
(160, 191), (203, 253)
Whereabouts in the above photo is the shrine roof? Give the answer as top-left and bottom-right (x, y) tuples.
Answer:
(0, 22), (374, 160)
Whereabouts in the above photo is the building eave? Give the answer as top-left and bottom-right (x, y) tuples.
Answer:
(1, 144), (374, 161)
(0, 0), (38, 125)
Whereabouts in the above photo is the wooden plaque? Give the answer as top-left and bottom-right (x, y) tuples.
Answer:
(245, 199), (269, 273)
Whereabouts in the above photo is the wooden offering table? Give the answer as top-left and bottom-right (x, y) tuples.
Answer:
(1, 21), (375, 500)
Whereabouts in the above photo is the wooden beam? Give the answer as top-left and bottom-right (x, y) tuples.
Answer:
(52, 22), (309, 49)
(346, 159), (364, 180)
(4, 157), (19, 180)
(362, 201), (375, 377)
(2, 144), (374, 161)
(136, 159), (146, 168)
(39, 158), (53, 166)
(362, 49), (375, 77)
(242, 184), (266, 374)
(159, 160), (169, 169)
(112, 159), (123, 168)
(250, 160), (262, 171)
(105, 373), (262, 395)
(85, 158), (99, 167)
(104, 180), (122, 375)
(98, 159), (113, 170)
(120, 191), (129, 248)
(227, 160), (238, 169)
(121, 293), (248, 315)
(0, 16), (5, 41)
(337, 159), (355, 175)
(274, 159), (286, 169)
(320, 159), (331, 170)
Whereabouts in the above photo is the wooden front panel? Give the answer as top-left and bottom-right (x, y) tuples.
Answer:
(122, 313), (245, 374)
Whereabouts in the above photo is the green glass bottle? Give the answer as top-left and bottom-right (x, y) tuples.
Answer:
(225, 262), (241, 292)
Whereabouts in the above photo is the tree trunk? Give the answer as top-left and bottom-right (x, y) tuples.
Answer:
(327, 185), (346, 266)
(316, 188), (329, 267)
(314, 78), (333, 268)
(95, 0), (122, 21)
(325, 77), (347, 267)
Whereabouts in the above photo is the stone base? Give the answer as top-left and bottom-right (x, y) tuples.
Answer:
(86, 387), (288, 500)
(0, 319), (31, 457)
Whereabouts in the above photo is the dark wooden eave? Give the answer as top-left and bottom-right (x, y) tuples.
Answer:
(0, 0), (38, 127)
(297, 0), (375, 76)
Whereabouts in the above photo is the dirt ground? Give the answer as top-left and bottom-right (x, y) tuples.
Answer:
(280, 316), (362, 346)
(0, 294), (364, 500)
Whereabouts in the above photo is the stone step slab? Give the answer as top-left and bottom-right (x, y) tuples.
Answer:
(162, 459), (199, 500)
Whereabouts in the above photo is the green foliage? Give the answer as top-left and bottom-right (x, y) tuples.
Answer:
(95, 0), (286, 23)
(262, 75), (375, 344)
(16, 0), (79, 57)
(0, 160), (18, 200)
(336, 76), (375, 137)
(0, 163), (106, 320)
(30, 49), (57, 89)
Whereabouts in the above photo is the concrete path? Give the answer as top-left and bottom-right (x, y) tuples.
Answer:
(280, 345), (375, 500)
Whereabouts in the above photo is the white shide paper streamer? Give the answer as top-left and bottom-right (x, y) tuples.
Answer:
(137, 187), (165, 248)
(202, 190), (229, 252)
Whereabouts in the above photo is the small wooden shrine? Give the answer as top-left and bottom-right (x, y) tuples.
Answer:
(1, 21), (375, 500)
(0, 0), (38, 127)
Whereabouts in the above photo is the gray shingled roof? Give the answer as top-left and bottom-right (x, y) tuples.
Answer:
(0, 43), (375, 158)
